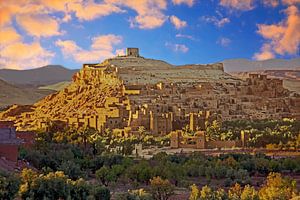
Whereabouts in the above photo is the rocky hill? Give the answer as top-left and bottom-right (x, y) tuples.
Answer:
(0, 65), (79, 86)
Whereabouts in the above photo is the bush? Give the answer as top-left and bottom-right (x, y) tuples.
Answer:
(92, 186), (111, 200)
(0, 171), (20, 200)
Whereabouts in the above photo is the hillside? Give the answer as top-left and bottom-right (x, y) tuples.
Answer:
(0, 65), (79, 86)
(39, 81), (71, 91)
(0, 79), (53, 108)
(223, 58), (300, 72)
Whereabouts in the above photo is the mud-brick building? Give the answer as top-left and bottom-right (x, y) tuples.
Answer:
(170, 130), (247, 149)
(0, 121), (22, 162)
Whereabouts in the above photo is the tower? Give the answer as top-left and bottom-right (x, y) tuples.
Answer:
(126, 48), (139, 57)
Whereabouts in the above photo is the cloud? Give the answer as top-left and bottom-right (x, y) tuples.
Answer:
(0, 27), (21, 45)
(202, 16), (230, 27)
(130, 13), (167, 29)
(219, 0), (255, 11)
(217, 37), (231, 47)
(68, 1), (123, 21)
(165, 42), (189, 53)
(175, 34), (196, 40)
(254, 5), (300, 60)
(56, 34), (123, 63)
(0, 41), (54, 69)
(282, 0), (300, 5)
(253, 44), (275, 60)
(172, 0), (195, 7)
(107, 0), (168, 29)
(116, 48), (125, 56)
(170, 15), (187, 29)
(16, 14), (61, 37)
(263, 0), (279, 7)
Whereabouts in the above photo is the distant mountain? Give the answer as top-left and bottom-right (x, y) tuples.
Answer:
(222, 58), (300, 72)
(0, 65), (79, 86)
(0, 79), (54, 108)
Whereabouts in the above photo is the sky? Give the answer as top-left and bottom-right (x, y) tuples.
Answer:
(0, 0), (299, 70)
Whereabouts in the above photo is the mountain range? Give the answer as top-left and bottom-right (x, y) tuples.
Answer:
(0, 65), (78, 86)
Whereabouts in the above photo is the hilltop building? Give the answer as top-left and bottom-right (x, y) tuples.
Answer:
(126, 48), (139, 57)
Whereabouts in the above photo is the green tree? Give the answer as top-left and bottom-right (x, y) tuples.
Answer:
(149, 176), (174, 200)
(228, 183), (242, 200)
(189, 184), (200, 200)
(0, 171), (20, 200)
(96, 166), (112, 186)
(92, 186), (111, 200)
(241, 185), (258, 200)
(259, 172), (298, 200)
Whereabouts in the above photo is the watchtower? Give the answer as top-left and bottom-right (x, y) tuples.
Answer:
(126, 48), (139, 57)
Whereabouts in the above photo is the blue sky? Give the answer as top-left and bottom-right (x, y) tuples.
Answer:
(0, 0), (299, 69)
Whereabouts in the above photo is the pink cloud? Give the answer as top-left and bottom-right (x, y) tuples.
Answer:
(170, 15), (187, 29)
(263, 0), (279, 7)
(172, 0), (195, 7)
(0, 27), (21, 45)
(219, 0), (255, 11)
(56, 34), (123, 63)
(16, 14), (61, 37)
(254, 5), (300, 60)
(282, 0), (300, 5)
(107, 0), (168, 29)
(0, 41), (54, 69)
(68, 1), (123, 21)
(253, 44), (275, 60)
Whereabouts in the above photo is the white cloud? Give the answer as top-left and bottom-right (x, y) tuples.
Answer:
(165, 42), (189, 53)
(175, 34), (196, 40)
(170, 15), (187, 29)
(217, 37), (231, 47)
(202, 16), (230, 27)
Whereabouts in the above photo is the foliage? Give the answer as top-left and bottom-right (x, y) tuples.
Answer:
(92, 186), (111, 200)
(221, 119), (300, 147)
(19, 169), (110, 200)
(258, 172), (298, 200)
(188, 172), (298, 200)
(149, 176), (174, 200)
(0, 170), (20, 200)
